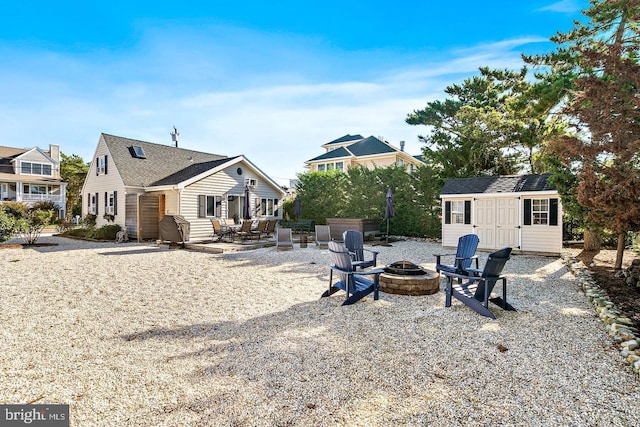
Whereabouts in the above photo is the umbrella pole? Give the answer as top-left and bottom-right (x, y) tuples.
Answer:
(386, 218), (390, 244)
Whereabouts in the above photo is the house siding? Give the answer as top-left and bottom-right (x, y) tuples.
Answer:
(81, 136), (126, 229)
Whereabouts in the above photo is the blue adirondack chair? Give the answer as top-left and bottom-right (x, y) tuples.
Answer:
(434, 234), (480, 275)
(343, 230), (379, 270)
(321, 241), (384, 305)
(441, 247), (516, 319)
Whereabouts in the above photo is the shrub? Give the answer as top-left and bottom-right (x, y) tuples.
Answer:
(91, 224), (121, 240)
(0, 208), (19, 242)
(82, 214), (97, 229)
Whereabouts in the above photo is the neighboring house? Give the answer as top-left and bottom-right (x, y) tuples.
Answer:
(305, 134), (425, 173)
(81, 133), (285, 241)
(0, 144), (67, 218)
(440, 174), (562, 255)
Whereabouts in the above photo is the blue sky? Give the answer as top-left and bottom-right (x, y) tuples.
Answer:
(1, 0), (587, 184)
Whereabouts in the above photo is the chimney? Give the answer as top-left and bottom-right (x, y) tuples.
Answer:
(170, 126), (179, 148)
(49, 144), (60, 163)
(400, 141), (405, 152)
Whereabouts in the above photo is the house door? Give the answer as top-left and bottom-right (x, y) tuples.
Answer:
(159, 194), (166, 221)
(227, 195), (240, 222)
(475, 199), (495, 249)
(496, 198), (519, 248)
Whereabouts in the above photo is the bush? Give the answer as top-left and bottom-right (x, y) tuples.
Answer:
(82, 214), (97, 229)
(91, 224), (121, 240)
(0, 208), (19, 242)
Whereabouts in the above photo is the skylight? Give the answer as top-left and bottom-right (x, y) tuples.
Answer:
(131, 146), (146, 159)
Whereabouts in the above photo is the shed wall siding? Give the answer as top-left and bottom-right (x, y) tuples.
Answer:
(125, 193), (138, 238)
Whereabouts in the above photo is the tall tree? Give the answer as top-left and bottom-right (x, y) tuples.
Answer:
(532, 0), (640, 268)
(60, 153), (89, 220)
(406, 67), (564, 179)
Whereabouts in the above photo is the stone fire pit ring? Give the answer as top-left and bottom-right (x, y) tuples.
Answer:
(380, 260), (440, 296)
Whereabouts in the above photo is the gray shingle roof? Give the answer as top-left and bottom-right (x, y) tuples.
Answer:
(307, 147), (352, 162)
(346, 136), (395, 156)
(440, 174), (555, 195)
(325, 134), (364, 145)
(102, 134), (230, 187)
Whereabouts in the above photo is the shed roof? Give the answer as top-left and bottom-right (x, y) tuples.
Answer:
(441, 174), (555, 195)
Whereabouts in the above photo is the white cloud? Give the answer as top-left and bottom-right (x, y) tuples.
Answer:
(538, 0), (582, 14)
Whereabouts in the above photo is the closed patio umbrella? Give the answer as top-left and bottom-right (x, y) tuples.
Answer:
(243, 186), (251, 220)
(293, 195), (301, 220)
(384, 188), (395, 245)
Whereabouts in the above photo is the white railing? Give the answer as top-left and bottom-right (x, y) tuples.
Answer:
(18, 195), (65, 205)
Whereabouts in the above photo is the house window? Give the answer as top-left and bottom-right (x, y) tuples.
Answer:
(409, 164), (414, 173)
(20, 162), (52, 176)
(398, 159), (404, 167)
(106, 192), (115, 215)
(532, 199), (549, 225)
(89, 193), (97, 215)
(97, 157), (105, 174)
(198, 195), (222, 218)
(327, 163), (334, 170)
(451, 201), (465, 224)
(317, 164), (325, 171)
(259, 198), (279, 216)
(335, 162), (344, 171)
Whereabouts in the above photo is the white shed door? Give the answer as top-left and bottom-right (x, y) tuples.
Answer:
(496, 198), (519, 248)
(475, 198), (495, 249)
(475, 198), (519, 250)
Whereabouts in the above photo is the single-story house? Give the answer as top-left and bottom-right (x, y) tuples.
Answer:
(81, 133), (286, 241)
(440, 174), (562, 255)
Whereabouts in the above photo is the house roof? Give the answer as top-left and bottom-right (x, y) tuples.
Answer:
(0, 146), (27, 174)
(307, 135), (404, 162)
(307, 147), (352, 162)
(324, 134), (364, 146)
(102, 133), (230, 187)
(441, 174), (555, 195)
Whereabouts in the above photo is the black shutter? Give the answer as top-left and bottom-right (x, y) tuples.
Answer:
(524, 199), (532, 225)
(549, 198), (558, 226)
(113, 191), (118, 215)
(464, 200), (471, 225)
(87, 193), (90, 208)
(104, 155), (108, 175)
(96, 158), (99, 176)
(95, 192), (99, 215)
(104, 192), (108, 213)
(198, 195), (206, 218)
(445, 201), (451, 224)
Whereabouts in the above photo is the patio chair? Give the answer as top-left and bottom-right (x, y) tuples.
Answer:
(315, 225), (331, 249)
(343, 229), (378, 270)
(322, 241), (384, 305)
(434, 234), (480, 275)
(251, 219), (269, 240)
(235, 220), (255, 241)
(264, 219), (277, 239)
(441, 247), (516, 319)
(276, 228), (294, 251)
(210, 219), (234, 242)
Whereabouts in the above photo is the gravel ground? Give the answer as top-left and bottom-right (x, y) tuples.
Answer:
(1, 236), (638, 426)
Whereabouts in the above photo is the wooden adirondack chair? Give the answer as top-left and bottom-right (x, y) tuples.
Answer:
(314, 225), (331, 249)
(441, 247), (516, 319)
(322, 241), (384, 305)
(343, 229), (379, 270)
(434, 234), (480, 275)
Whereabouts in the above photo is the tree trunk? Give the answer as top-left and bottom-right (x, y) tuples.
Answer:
(615, 233), (625, 270)
(583, 229), (601, 251)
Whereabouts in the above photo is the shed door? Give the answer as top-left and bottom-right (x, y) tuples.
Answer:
(475, 199), (495, 249)
(496, 198), (519, 248)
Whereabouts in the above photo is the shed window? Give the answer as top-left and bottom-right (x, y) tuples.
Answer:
(532, 199), (549, 225)
(451, 201), (465, 224)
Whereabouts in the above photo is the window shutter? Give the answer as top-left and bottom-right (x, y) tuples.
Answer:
(444, 201), (451, 224)
(87, 193), (90, 208)
(255, 198), (261, 216)
(198, 195), (205, 218)
(104, 192), (108, 214)
(549, 198), (558, 226)
(215, 196), (222, 217)
(113, 191), (118, 215)
(464, 200), (471, 225)
(524, 199), (531, 226)
(95, 192), (99, 215)
(96, 158), (99, 176)
(104, 155), (108, 175)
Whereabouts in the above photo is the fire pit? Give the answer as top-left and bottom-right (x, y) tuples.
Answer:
(380, 261), (440, 295)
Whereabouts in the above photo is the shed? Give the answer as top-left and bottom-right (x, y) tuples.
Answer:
(440, 174), (562, 256)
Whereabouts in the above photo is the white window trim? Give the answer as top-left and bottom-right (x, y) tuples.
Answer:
(451, 200), (465, 224)
(20, 161), (53, 176)
(532, 198), (549, 225)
